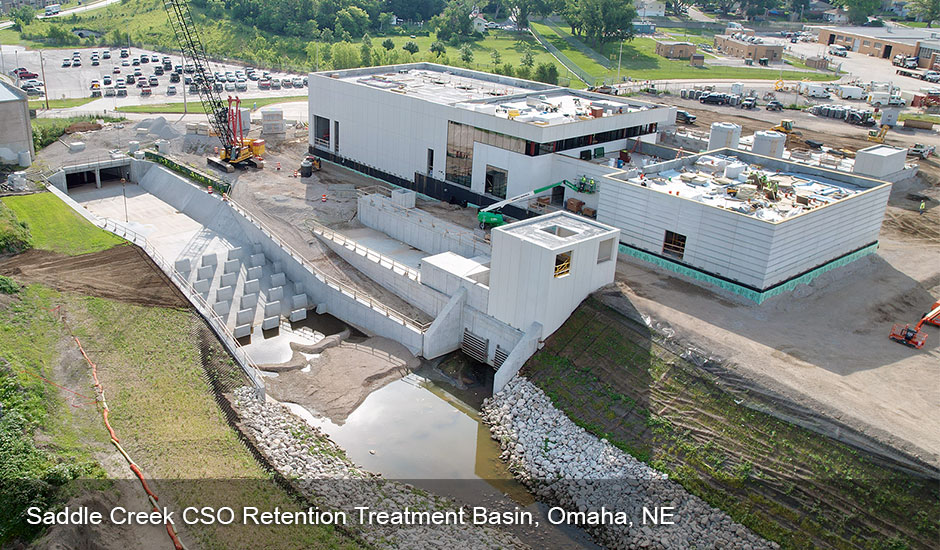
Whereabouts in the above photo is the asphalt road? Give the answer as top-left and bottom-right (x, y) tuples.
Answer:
(0, 0), (122, 30)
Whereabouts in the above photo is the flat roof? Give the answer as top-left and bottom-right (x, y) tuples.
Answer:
(0, 81), (24, 103)
(615, 153), (870, 223)
(321, 63), (669, 127)
(858, 145), (906, 158)
(717, 35), (783, 48)
(819, 25), (940, 45)
(498, 211), (616, 248)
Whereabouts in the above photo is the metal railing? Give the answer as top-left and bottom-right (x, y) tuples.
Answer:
(227, 198), (431, 333)
(96, 217), (266, 395)
(528, 25), (593, 86)
(308, 219), (421, 282)
(360, 192), (491, 254)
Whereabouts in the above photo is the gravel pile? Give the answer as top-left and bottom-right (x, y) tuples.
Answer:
(481, 378), (778, 550)
(232, 387), (526, 550)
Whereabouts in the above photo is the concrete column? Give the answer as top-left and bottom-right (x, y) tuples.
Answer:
(95, 168), (101, 189)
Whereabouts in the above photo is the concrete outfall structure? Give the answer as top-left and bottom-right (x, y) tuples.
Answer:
(0, 79), (34, 166)
(482, 378), (778, 550)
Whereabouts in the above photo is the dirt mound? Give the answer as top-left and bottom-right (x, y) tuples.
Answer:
(0, 245), (188, 309)
(64, 121), (102, 134)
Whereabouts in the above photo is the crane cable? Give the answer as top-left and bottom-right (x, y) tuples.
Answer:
(50, 306), (188, 550)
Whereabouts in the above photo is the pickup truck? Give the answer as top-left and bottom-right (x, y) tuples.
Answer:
(676, 110), (696, 124)
(909, 143), (935, 159)
(741, 97), (757, 109)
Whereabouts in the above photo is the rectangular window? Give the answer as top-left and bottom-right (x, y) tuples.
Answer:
(597, 237), (615, 264)
(874, 42), (881, 49)
(662, 231), (687, 260)
(485, 165), (508, 199)
(862, 40), (870, 47)
(427, 148), (434, 175)
(333, 120), (340, 153)
(554, 251), (572, 278)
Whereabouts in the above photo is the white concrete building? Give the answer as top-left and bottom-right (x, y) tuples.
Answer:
(853, 145), (907, 179)
(636, 0), (666, 18)
(308, 63), (674, 214)
(0, 80), (34, 166)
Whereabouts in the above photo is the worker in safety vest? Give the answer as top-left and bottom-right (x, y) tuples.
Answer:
(920, 200), (927, 215)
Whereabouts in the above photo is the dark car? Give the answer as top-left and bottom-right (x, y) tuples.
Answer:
(676, 110), (697, 124)
(700, 93), (728, 105)
(765, 100), (784, 111)
(169, 72), (181, 83)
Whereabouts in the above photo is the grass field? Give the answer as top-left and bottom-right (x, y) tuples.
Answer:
(531, 20), (838, 83)
(0, 200), (32, 255)
(116, 94), (307, 113)
(523, 297), (939, 550)
(1, 193), (124, 255)
(28, 97), (96, 109)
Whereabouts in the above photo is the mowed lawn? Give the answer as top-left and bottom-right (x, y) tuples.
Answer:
(1, 193), (125, 255)
(117, 94), (308, 113)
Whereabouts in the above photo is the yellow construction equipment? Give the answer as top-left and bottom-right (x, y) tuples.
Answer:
(868, 125), (889, 143)
(770, 119), (800, 134)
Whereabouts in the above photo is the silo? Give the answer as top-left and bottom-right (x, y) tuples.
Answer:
(708, 122), (741, 151)
(752, 131), (786, 158)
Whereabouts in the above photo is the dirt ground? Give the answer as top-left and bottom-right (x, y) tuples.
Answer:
(0, 245), (189, 309)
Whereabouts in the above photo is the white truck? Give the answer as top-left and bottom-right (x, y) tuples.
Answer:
(805, 84), (830, 99)
(828, 44), (848, 57)
(44, 3), (60, 16)
(868, 92), (905, 107)
(837, 85), (864, 99)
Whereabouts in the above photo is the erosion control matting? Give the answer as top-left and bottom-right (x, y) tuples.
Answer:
(0, 245), (189, 309)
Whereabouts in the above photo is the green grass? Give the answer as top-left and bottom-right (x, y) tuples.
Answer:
(1, 193), (124, 256)
(116, 94), (307, 113)
(523, 297), (939, 550)
(899, 113), (940, 123)
(0, 200), (32, 255)
(28, 97), (96, 109)
(531, 20), (838, 83)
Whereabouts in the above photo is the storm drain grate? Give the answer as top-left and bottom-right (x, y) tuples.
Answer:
(462, 329), (488, 363)
(493, 345), (509, 368)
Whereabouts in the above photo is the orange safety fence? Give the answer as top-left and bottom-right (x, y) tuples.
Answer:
(48, 305), (187, 550)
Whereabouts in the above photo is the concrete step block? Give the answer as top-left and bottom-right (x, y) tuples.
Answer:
(220, 272), (237, 288)
(244, 278), (260, 295)
(271, 272), (286, 287)
(174, 258), (191, 273)
(291, 294), (307, 309)
(236, 308), (254, 325)
(193, 279), (210, 293)
(212, 300), (230, 316)
(294, 282), (304, 294)
(273, 261), (282, 273)
(262, 316), (279, 330)
(233, 324), (252, 338)
(227, 247), (246, 260)
(223, 259), (241, 274)
(197, 265), (215, 281)
(264, 300), (281, 317)
(216, 285), (235, 302)
(201, 253), (218, 267)
(241, 293), (258, 309)
(268, 286), (284, 301)
(253, 243), (264, 254)
(249, 253), (265, 268)
(246, 266), (262, 280)
(290, 308), (307, 322)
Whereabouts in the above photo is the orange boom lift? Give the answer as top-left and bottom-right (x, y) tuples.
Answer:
(889, 300), (940, 349)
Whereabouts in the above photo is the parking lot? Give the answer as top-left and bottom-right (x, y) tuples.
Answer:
(1, 45), (308, 106)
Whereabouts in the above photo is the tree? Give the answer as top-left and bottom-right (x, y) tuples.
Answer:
(579, 0), (636, 46)
(460, 44), (474, 64)
(666, 0), (689, 16)
(516, 65), (531, 79)
(361, 34), (373, 66)
(382, 38), (396, 50)
(833, 0), (879, 23)
(500, 63), (514, 76)
(909, 0), (940, 27)
(321, 28), (335, 43)
(336, 6), (370, 37)
(491, 49), (502, 65)
(533, 62), (558, 84)
(10, 6), (35, 31)
(332, 42), (361, 69)
(562, 0), (583, 35)
(403, 40), (420, 54)
(430, 0), (475, 43)
(431, 40), (447, 56)
(506, 0), (553, 29)
(521, 49), (535, 69)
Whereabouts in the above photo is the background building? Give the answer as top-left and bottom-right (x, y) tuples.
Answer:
(635, 0), (665, 17)
(815, 26), (940, 65)
(714, 35), (783, 61)
(0, 80), (34, 166)
(655, 40), (696, 59)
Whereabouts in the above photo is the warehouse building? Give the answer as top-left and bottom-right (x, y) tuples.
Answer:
(713, 35), (783, 62)
(655, 40), (696, 60)
(0, 80), (33, 166)
(308, 63), (675, 213)
(815, 26), (938, 65)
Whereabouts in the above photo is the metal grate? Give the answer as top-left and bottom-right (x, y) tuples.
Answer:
(493, 345), (509, 368)
(462, 329), (489, 364)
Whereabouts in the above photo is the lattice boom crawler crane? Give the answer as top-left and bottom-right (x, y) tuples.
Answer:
(163, 0), (265, 171)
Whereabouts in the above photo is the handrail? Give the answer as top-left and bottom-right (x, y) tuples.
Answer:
(359, 193), (491, 253)
(95, 218), (266, 394)
(227, 198), (431, 332)
(308, 219), (421, 282)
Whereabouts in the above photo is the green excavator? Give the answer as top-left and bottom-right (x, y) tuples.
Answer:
(477, 178), (597, 229)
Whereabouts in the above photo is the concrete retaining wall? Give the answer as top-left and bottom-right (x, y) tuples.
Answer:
(493, 321), (542, 393)
(423, 288), (466, 359)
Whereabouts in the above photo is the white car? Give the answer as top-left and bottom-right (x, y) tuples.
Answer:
(923, 71), (940, 83)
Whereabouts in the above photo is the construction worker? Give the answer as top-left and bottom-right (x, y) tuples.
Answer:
(920, 200), (927, 215)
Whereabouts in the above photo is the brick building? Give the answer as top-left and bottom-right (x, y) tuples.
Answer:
(655, 41), (696, 60)
(816, 26), (927, 65)
(713, 35), (783, 62)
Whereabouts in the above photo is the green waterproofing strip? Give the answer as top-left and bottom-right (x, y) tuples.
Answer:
(144, 150), (230, 194)
(618, 243), (879, 304)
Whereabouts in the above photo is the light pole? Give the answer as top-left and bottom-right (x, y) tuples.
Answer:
(121, 178), (128, 223)
(38, 50), (49, 110)
(617, 38), (624, 83)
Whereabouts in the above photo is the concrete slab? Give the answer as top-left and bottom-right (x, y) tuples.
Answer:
(234, 324), (252, 338)
(223, 259), (240, 274)
(337, 226), (429, 270)
(271, 272), (286, 287)
(262, 316), (279, 330)
(201, 253), (218, 267)
(244, 278), (260, 294)
(290, 308), (307, 322)
(174, 258), (191, 273)
(264, 301), (281, 317)
(247, 266), (262, 280)
(236, 308), (254, 325)
(212, 300), (230, 316)
(197, 265), (215, 280)
(217, 285), (235, 302)
(241, 293), (258, 309)
(221, 272), (237, 288)
(291, 294), (307, 309)
(269, 286), (284, 301)
(249, 253), (265, 267)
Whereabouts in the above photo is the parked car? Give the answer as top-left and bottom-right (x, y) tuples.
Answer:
(281, 79), (292, 89)
(113, 66), (121, 74)
(126, 74), (136, 84)
(91, 58), (99, 66)
(140, 86), (152, 96)
(676, 110), (696, 124)
(766, 100), (784, 111)
(923, 71), (940, 83)
(224, 82), (236, 92)
(700, 92), (728, 105)
(103, 75), (112, 85)
(258, 79), (271, 90)
(132, 58), (140, 66)
(62, 59), (72, 67)
(741, 97), (757, 109)
(102, 50), (111, 59)
(291, 77), (303, 87)
(235, 81), (247, 92)
(122, 59), (130, 66)
(116, 88), (127, 97)
(71, 58), (81, 67)
(270, 79), (281, 90)
(154, 66), (164, 75)
(140, 54), (149, 63)
(167, 85), (177, 95)
(120, 48), (129, 58)
(104, 87), (116, 97)
(149, 76), (159, 86)
(170, 72), (181, 83)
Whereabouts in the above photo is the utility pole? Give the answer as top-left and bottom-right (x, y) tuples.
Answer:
(39, 50), (49, 110)
(181, 50), (187, 114)
(617, 38), (623, 83)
